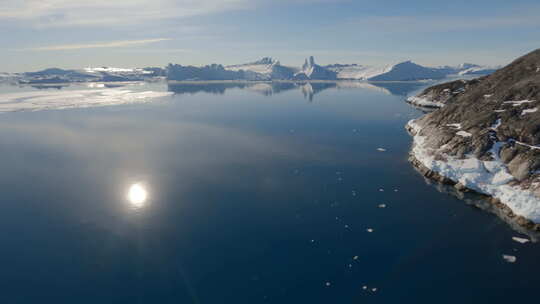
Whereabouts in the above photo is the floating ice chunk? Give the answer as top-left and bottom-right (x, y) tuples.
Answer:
(377, 148), (386, 152)
(366, 228), (374, 233)
(502, 255), (517, 263)
(362, 286), (368, 290)
(456, 130), (472, 137)
(87, 83), (105, 88)
(353, 255), (359, 260)
(512, 237), (530, 244)
(325, 282), (331, 287)
(379, 188), (384, 192)
(521, 107), (538, 115)
(378, 204), (386, 208)
(371, 288), (377, 292)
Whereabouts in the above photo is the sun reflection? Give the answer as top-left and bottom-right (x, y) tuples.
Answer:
(127, 183), (148, 208)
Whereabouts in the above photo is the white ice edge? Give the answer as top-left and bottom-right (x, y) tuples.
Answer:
(0, 88), (172, 113)
(406, 96), (444, 108)
(408, 119), (540, 223)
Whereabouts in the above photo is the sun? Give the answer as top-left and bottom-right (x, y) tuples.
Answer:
(127, 183), (148, 207)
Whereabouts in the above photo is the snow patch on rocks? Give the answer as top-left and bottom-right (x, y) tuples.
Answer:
(408, 119), (540, 223)
(406, 96), (445, 108)
(521, 107), (538, 115)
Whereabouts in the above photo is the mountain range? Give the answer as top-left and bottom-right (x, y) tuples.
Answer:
(1, 57), (497, 84)
(170, 57), (497, 81)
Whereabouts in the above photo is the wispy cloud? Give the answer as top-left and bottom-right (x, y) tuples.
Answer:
(29, 38), (171, 51)
(345, 14), (540, 33)
(0, 0), (252, 27)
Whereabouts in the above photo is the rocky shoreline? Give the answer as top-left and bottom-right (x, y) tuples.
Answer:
(404, 49), (540, 229)
(406, 122), (540, 231)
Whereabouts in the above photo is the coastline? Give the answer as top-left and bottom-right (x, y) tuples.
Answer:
(406, 119), (540, 231)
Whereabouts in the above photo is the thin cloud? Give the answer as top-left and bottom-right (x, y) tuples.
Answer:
(30, 38), (172, 51)
(345, 14), (540, 33)
(0, 0), (252, 27)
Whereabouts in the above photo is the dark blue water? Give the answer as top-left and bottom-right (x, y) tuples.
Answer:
(0, 81), (538, 303)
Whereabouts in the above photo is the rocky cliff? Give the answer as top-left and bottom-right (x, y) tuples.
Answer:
(406, 49), (540, 228)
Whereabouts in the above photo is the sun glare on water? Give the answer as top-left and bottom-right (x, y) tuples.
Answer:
(128, 183), (148, 208)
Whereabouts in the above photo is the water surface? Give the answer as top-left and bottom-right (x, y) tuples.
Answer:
(0, 81), (538, 303)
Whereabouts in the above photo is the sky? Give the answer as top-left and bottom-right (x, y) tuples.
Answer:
(1, 0), (540, 72)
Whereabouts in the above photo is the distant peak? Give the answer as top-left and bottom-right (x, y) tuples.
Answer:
(396, 60), (415, 65)
(253, 57), (276, 65)
(303, 56), (317, 70)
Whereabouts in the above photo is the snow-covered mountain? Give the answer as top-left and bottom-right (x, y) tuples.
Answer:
(167, 63), (246, 81)
(327, 61), (497, 81)
(226, 57), (297, 80)
(326, 64), (390, 80)
(368, 61), (447, 81)
(15, 67), (166, 84)
(327, 61), (446, 81)
(434, 63), (498, 76)
(226, 57), (278, 75)
(4, 57), (498, 84)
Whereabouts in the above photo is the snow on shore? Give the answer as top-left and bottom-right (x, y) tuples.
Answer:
(407, 119), (540, 223)
(0, 88), (172, 113)
(406, 96), (445, 108)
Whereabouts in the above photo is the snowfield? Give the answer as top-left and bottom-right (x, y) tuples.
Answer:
(326, 64), (390, 80)
(408, 119), (540, 223)
(0, 88), (172, 113)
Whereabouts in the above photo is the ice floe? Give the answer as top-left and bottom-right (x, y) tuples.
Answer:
(0, 88), (172, 113)
(512, 236), (530, 244)
(502, 255), (517, 263)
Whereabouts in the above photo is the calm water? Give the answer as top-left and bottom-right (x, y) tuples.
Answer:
(0, 81), (539, 303)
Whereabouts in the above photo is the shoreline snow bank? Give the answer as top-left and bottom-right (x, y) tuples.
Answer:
(406, 96), (444, 108)
(0, 88), (172, 113)
(407, 119), (540, 223)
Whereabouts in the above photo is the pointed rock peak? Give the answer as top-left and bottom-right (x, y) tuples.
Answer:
(303, 56), (317, 70)
(254, 57), (276, 65)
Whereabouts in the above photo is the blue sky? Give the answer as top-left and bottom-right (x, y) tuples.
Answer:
(1, 0), (539, 72)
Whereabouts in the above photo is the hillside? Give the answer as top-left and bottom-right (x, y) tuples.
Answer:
(406, 49), (540, 228)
